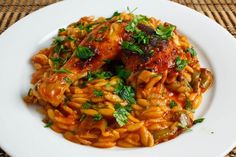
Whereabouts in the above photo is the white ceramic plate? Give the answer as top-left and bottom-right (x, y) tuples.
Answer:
(0, 0), (236, 156)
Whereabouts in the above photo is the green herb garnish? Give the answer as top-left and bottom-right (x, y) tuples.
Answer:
(127, 6), (138, 14)
(63, 77), (73, 84)
(113, 104), (130, 127)
(193, 118), (205, 125)
(98, 26), (108, 33)
(66, 36), (75, 41)
(93, 89), (104, 97)
(125, 15), (148, 33)
(87, 71), (112, 81)
(176, 56), (188, 71)
(155, 24), (175, 40)
(44, 121), (53, 128)
(50, 57), (61, 66)
(75, 46), (94, 60)
(93, 113), (103, 121)
(82, 102), (92, 109)
(121, 41), (144, 55)
(187, 47), (197, 56)
(53, 68), (72, 73)
(133, 30), (150, 44)
(59, 28), (66, 32)
(115, 82), (136, 104)
(53, 36), (66, 54)
(185, 98), (193, 111)
(106, 11), (120, 20)
(169, 100), (177, 108)
(116, 65), (131, 80)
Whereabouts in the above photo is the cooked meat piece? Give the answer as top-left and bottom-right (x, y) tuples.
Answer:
(34, 21), (127, 106)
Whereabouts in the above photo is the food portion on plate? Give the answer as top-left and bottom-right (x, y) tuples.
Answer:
(23, 11), (213, 148)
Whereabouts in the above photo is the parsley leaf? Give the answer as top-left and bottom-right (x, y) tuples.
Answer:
(113, 104), (129, 127)
(185, 98), (194, 112)
(187, 47), (197, 56)
(66, 36), (75, 41)
(125, 15), (148, 33)
(133, 30), (150, 44)
(115, 82), (136, 104)
(193, 118), (205, 125)
(53, 68), (72, 73)
(98, 26), (108, 33)
(75, 46), (94, 60)
(93, 89), (104, 97)
(169, 100), (177, 108)
(115, 65), (131, 80)
(121, 41), (144, 55)
(93, 113), (103, 121)
(50, 57), (61, 67)
(63, 77), (73, 84)
(87, 71), (113, 81)
(58, 28), (66, 33)
(176, 56), (188, 71)
(127, 6), (138, 14)
(44, 121), (53, 128)
(82, 102), (92, 109)
(53, 36), (66, 54)
(106, 11), (120, 20)
(155, 24), (175, 40)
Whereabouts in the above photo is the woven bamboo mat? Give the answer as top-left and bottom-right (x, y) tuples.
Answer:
(0, 0), (235, 157)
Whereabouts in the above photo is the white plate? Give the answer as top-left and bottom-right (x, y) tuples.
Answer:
(0, 0), (236, 156)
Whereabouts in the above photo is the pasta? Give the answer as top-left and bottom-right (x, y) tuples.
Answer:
(23, 11), (213, 148)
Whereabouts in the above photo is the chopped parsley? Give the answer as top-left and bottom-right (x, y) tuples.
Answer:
(133, 30), (150, 45)
(82, 102), (92, 109)
(93, 89), (104, 97)
(115, 65), (131, 80)
(169, 100), (177, 108)
(187, 47), (197, 56)
(115, 82), (136, 104)
(127, 6), (138, 14)
(98, 26), (109, 33)
(44, 121), (53, 128)
(125, 15), (148, 33)
(87, 71), (112, 81)
(113, 104), (130, 127)
(175, 56), (188, 71)
(121, 41), (144, 55)
(66, 36), (75, 41)
(53, 36), (66, 54)
(155, 24), (175, 40)
(75, 46), (94, 60)
(106, 11), (120, 20)
(185, 98), (194, 112)
(77, 23), (93, 33)
(53, 68), (72, 73)
(50, 57), (61, 67)
(193, 118), (205, 125)
(93, 113), (103, 121)
(63, 77), (73, 84)
(58, 28), (66, 32)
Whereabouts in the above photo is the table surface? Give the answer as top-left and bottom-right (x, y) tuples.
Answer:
(0, 0), (235, 157)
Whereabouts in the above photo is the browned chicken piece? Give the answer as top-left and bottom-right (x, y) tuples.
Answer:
(120, 24), (180, 73)
(34, 21), (128, 106)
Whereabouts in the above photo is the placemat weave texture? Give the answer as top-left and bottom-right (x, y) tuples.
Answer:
(0, 0), (235, 157)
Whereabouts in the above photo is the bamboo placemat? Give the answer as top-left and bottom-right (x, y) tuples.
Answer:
(0, 0), (235, 157)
